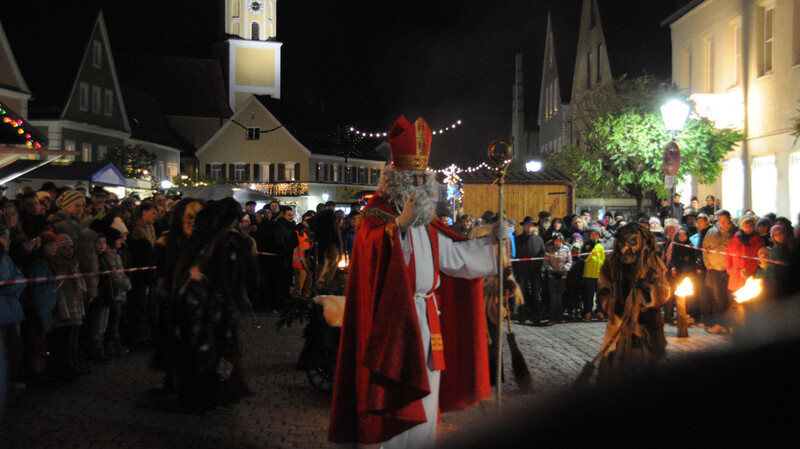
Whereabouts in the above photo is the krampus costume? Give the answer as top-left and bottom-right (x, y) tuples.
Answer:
(596, 223), (670, 379)
(171, 198), (258, 411)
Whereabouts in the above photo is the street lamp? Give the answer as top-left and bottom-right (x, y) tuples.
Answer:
(525, 160), (542, 172)
(322, 191), (329, 203)
(660, 99), (690, 136)
(160, 179), (173, 190)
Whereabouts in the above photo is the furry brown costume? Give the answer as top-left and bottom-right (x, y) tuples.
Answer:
(596, 223), (670, 379)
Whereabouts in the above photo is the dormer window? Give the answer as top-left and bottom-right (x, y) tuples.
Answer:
(246, 127), (260, 140)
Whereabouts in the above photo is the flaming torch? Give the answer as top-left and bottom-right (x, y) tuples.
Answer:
(674, 277), (693, 338)
(731, 277), (763, 330)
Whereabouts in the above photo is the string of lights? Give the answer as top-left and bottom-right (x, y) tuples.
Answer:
(433, 161), (497, 175)
(349, 119), (464, 138)
(0, 102), (44, 149)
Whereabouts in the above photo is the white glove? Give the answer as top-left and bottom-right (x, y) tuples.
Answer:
(491, 220), (510, 241)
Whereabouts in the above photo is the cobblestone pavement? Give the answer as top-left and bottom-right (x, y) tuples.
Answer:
(1, 314), (731, 448)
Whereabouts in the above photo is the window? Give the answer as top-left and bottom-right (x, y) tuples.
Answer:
(316, 163), (324, 181)
(92, 86), (102, 113)
(358, 167), (367, 184)
(79, 83), (89, 111)
(370, 168), (380, 185)
(246, 127), (260, 140)
(794, 0), (800, 65)
(760, 3), (775, 75)
(260, 163), (271, 182)
(586, 51), (592, 88)
(104, 89), (113, 116)
(82, 143), (92, 162)
(284, 162), (295, 181)
(234, 163), (246, 181)
(251, 22), (260, 40)
(721, 158), (744, 217)
(98, 145), (107, 160)
(64, 140), (76, 161)
(211, 163), (222, 180)
(552, 83), (558, 114)
(728, 19), (742, 86)
(92, 41), (102, 68)
(751, 155), (777, 216)
(596, 43), (603, 83)
(158, 161), (165, 180)
(333, 164), (341, 183)
(681, 45), (692, 89)
(702, 34), (715, 92)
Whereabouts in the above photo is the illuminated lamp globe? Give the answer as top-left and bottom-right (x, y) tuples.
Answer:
(660, 99), (690, 133)
(160, 180), (173, 190)
(526, 160), (542, 172)
(322, 191), (329, 203)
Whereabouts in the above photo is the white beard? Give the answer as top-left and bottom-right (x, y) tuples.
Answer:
(396, 183), (436, 227)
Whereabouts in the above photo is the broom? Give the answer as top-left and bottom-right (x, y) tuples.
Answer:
(505, 292), (533, 393)
(571, 315), (629, 390)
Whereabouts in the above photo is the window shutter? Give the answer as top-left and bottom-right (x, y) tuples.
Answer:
(269, 164), (275, 182)
(228, 164), (234, 180)
(205, 164), (211, 176)
(294, 163), (300, 181)
(278, 163), (285, 181)
(253, 164), (260, 182)
(244, 164), (250, 181)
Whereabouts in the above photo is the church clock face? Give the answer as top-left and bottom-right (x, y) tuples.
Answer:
(249, 0), (264, 14)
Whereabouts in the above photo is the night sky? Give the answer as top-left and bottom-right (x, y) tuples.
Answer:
(3, 1), (556, 169)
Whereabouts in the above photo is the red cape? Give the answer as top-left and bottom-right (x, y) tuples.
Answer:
(328, 194), (491, 444)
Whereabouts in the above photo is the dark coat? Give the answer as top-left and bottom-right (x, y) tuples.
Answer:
(513, 232), (545, 277)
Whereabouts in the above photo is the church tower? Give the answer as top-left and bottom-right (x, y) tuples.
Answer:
(218, 0), (282, 111)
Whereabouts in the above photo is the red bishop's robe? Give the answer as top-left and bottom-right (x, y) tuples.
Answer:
(328, 193), (491, 445)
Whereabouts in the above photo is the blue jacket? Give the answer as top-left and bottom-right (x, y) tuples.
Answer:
(0, 251), (26, 324)
(28, 258), (58, 332)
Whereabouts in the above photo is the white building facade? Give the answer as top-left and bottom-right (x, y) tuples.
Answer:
(666, 0), (800, 218)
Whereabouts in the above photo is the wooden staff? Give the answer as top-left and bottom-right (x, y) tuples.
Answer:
(488, 140), (513, 409)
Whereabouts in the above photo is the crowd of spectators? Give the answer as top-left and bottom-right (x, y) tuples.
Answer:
(450, 194), (796, 331)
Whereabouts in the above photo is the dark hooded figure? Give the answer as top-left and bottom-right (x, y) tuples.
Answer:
(171, 198), (258, 412)
(596, 224), (670, 379)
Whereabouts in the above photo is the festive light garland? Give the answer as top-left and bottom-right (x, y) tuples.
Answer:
(349, 119), (464, 138)
(0, 101), (44, 149)
(433, 161), (497, 175)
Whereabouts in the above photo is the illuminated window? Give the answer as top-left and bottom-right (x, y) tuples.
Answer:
(211, 163), (222, 180)
(751, 155), (777, 215)
(234, 163), (246, 181)
(728, 18), (742, 87)
(82, 143), (92, 162)
(65, 140), (76, 162)
(333, 164), (341, 183)
(284, 162), (296, 181)
(722, 157), (744, 217)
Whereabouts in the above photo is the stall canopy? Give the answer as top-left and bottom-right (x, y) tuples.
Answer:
(177, 185), (276, 204)
(0, 160), (126, 186)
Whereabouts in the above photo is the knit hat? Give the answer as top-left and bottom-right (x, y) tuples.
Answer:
(55, 233), (73, 250)
(103, 227), (122, 244)
(589, 225), (602, 236)
(552, 232), (565, 243)
(55, 190), (85, 210)
(770, 224), (785, 236)
(572, 232), (582, 241)
(110, 217), (129, 235)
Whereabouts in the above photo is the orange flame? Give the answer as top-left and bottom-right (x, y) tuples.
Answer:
(674, 277), (693, 297)
(338, 253), (349, 269)
(734, 277), (762, 304)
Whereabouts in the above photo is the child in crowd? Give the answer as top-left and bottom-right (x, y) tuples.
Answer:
(50, 234), (87, 382)
(102, 227), (131, 357)
(581, 225), (606, 321)
(24, 232), (59, 385)
(0, 224), (27, 392)
(565, 235), (584, 320)
(88, 234), (113, 362)
(544, 233), (572, 325)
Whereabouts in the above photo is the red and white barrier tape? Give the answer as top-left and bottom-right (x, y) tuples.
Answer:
(0, 266), (157, 286)
(670, 241), (788, 266)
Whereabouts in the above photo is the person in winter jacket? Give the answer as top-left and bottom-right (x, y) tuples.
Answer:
(665, 227), (695, 322)
(725, 215), (764, 292)
(101, 227), (131, 358)
(23, 232), (59, 384)
(582, 226), (606, 321)
(513, 216), (546, 325)
(49, 233), (87, 381)
(0, 224), (28, 390)
(544, 233), (572, 325)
